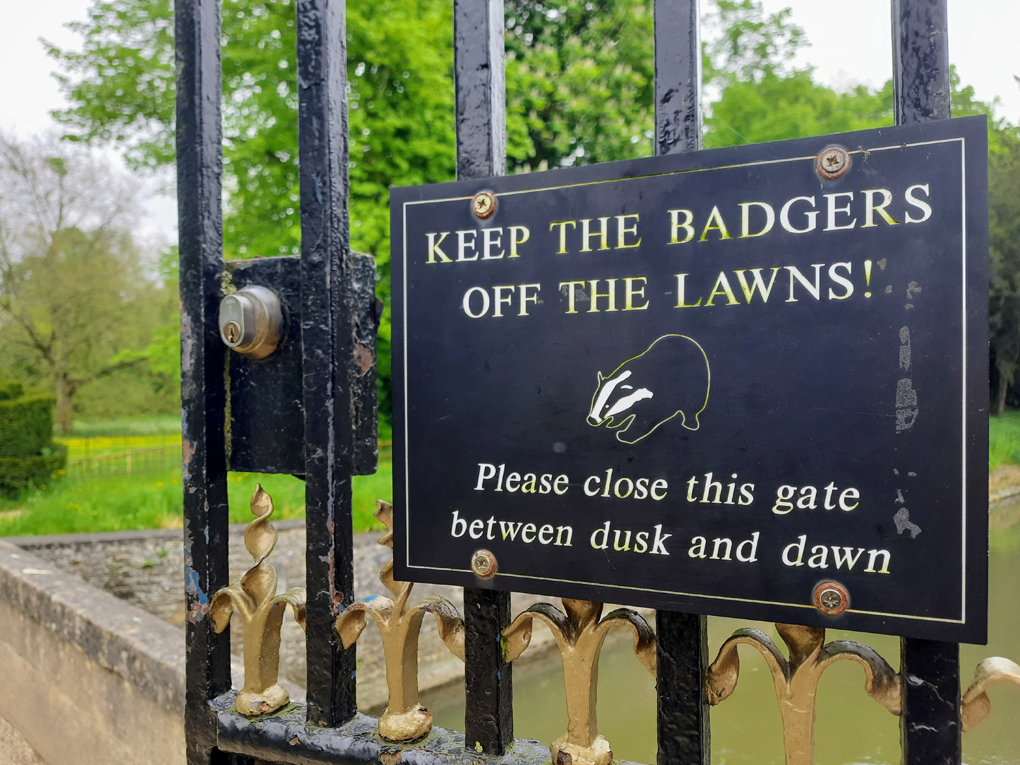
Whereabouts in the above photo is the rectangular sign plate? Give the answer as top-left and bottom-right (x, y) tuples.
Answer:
(391, 117), (989, 643)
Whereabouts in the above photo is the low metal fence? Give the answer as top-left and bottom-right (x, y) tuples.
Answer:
(66, 444), (182, 478)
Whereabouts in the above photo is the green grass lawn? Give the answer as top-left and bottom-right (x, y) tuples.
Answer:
(0, 462), (392, 537)
(990, 410), (1020, 471)
(4, 411), (1020, 538)
(60, 415), (183, 438)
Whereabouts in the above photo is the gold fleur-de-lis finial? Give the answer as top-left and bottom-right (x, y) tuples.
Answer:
(502, 599), (656, 765)
(334, 500), (465, 742)
(706, 623), (900, 765)
(209, 485), (306, 716)
(962, 656), (1020, 731)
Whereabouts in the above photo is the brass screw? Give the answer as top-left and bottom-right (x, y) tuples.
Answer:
(471, 191), (497, 219)
(471, 549), (497, 578)
(223, 320), (242, 344)
(813, 580), (850, 615)
(816, 146), (851, 180)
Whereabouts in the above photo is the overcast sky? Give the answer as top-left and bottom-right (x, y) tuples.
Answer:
(1, 0), (1017, 241)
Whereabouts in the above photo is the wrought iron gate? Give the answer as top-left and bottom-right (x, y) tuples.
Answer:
(176, 1), (1016, 763)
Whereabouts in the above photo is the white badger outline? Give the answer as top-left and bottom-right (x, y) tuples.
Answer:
(587, 334), (711, 444)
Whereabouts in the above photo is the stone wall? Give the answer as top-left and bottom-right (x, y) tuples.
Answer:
(0, 539), (186, 765)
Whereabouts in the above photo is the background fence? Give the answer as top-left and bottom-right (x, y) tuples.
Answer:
(54, 435), (392, 479)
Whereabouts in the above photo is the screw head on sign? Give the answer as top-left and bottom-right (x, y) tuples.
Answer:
(471, 549), (497, 578)
(471, 191), (497, 220)
(223, 320), (242, 345)
(813, 580), (850, 616)
(816, 146), (851, 180)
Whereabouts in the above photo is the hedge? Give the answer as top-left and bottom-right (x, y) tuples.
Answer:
(0, 381), (24, 401)
(0, 394), (55, 458)
(0, 443), (67, 498)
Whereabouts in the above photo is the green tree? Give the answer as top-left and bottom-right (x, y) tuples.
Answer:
(705, 73), (892, 148)
(949, 72), (1020, 414)
(0, 133), (161, 431)
(48, 0), (810, 429)
(48, 0), (460, 423)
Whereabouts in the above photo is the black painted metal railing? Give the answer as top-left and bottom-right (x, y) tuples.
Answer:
(178, 1), (984, 763)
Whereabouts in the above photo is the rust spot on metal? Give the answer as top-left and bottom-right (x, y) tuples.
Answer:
(187, 604), (201, 623)
(471, 549), (497, 579)
(354, 342), (374, 374)
(471, 191), (497, 219)
(813, 580), (850, 615)
(182, 437), (196, 468)
(816, 146), (851, 180)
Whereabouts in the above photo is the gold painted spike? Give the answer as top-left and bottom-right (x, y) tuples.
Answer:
(706, 623), (900, 765)
(962, 656), (1020, 731)
(334, 500), (465, 742)
(503, 598), (656, 765)
(209, 485), (307, 717)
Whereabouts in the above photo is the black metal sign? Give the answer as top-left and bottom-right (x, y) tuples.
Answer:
(391, 117), (988, 643)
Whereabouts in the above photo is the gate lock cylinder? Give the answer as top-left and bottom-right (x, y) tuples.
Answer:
(218, 286), (283, 360)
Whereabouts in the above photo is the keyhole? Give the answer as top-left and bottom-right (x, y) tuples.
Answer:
(224, 321), (241, 344)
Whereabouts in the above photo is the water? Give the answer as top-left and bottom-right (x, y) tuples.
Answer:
(422, 523), (1020, 764)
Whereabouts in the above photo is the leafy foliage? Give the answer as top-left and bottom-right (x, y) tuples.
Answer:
(948, 73), (1020, 413)
(45, 0), (1020, 421)
(0, 379), (65, 497)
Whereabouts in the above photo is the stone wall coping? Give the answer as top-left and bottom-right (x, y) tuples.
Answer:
(2, 518), (307, 549)
(0, 538), (187, 715)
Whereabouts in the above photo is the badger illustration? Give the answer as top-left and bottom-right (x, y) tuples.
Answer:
(587, 334), (710, 444)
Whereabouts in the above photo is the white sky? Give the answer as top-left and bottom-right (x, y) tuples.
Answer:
(1, 0), (1017, 242)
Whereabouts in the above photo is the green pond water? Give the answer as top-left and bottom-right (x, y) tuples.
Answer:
(420, 522), (1020, 764)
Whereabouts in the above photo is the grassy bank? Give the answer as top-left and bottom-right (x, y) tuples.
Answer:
(0, 463), (392, 537)
(5, 411), (1020, 538)
(990, 410), (1020, 471)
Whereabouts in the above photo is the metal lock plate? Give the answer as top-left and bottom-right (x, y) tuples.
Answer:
(218, 285), (283, 360)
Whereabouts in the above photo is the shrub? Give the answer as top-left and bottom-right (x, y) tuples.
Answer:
(0, 380), (66, 496)
(0, 381), (24, 401)
(0, 394), (56, 458)
(0, 443), (67, 498)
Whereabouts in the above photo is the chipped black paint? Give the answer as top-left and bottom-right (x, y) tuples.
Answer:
(653, 6), (710, 763)
(901, 639), (961, 764)
(296, 0), (359, 728)
(213, 694), (555, 765)
(176, 1), (233, 764)
(654, 0), (701, 156)
(893, 3), (964, 764)
(892, 0), (951, 124)
(656, 611), (710, 765)
(225, 254), (378, 477)
(226, 257), (305, 475)
(453, 1), (514, 755)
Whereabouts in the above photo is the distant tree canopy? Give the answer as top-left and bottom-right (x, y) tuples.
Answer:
(0, 133), (167, 431)
(46, 0), (1020, 419)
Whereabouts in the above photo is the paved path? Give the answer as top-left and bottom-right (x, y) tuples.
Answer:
(0, 714), (45, 765)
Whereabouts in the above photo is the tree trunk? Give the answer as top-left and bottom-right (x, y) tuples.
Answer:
(995, 366), (1013, 417)
(54, 377), (75, 433)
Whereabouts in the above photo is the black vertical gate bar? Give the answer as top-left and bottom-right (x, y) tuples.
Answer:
(176, 0), (231, 763)
(892, 2), (961, 764)
(654, 0), (701, 157)
(454, 0), (513, 755)
(653, 3), (711, 765)
(297, 0), (358, 728)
